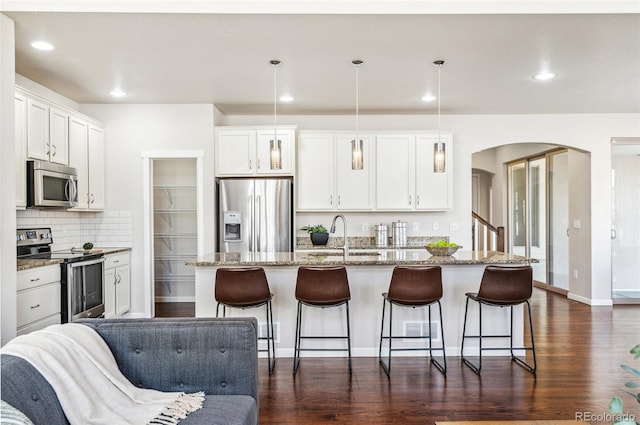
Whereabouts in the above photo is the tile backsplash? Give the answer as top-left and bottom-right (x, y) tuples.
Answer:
(16, 210), (132, 251)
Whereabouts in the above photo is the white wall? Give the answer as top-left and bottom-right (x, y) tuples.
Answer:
(79, 104), (216, 315)
(225, 112), (640, 304)
(1, 14), (17, 345)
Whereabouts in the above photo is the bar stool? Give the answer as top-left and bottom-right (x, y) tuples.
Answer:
(461, 265), (536, 375)
(293, 266), (352, 376)
(378, 266), (446, 376)
(215, 267), (276, 375)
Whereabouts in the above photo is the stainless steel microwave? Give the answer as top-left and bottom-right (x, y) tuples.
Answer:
(27, 160), (79, 208)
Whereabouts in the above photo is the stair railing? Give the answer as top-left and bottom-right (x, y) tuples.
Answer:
(472, 212), (505, 252)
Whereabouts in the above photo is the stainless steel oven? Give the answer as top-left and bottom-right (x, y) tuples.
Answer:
(17, 228), (105, 323)
(62, 256), (105, 322)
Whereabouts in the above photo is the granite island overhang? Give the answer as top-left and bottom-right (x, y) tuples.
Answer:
(187, 251), (536, 359)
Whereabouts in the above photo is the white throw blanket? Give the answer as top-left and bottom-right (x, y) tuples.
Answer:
(1, 324), (204, 425)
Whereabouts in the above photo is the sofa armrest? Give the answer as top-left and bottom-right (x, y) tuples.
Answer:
(77, 317), (258, 401)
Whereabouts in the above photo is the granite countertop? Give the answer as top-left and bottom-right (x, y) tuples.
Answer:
(296, 235), (450, 251)
(17, 247), (132, 272)
(186, 250), (537, 267)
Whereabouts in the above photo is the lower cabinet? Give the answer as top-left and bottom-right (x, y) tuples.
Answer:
(104, 252), (131, 318)
(16, 265), (61, 335)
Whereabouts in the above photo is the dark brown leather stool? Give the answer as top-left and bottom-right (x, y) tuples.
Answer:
(293, 266), (352, 376)
(461, 265), (537, 375)
(378, 266), (446, 376)
(215, 267), (276, 375)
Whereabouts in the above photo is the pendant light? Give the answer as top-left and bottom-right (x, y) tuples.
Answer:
(351, 59), (364, 170)
(433, 60), (446, 173)
(270, 59), (282, 170)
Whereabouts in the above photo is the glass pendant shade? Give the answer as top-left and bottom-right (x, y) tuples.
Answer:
(270, 139), (282, 169)
(351, 139), (364, 170)
(433, 141), (446, 173)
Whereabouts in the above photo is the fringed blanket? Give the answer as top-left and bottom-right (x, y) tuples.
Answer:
(1, 324), (204, 425)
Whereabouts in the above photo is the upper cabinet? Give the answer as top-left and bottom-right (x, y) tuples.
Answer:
(215, 126), (296, 176)
(69, 116), (105, 211)
(297, 131), (374, 211)
(26, 98), (69, 165)
(376, 133), (453, 211)
(15, 93), (27, 209)
(16, 86), (105, 211)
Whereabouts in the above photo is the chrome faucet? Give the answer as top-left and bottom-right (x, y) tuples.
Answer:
(330, 214), (348, 258)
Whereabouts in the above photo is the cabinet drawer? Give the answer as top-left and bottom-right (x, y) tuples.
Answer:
(17, 314), (61, 336)
(17, 265), (60, 291)
(105, 252), (130, 269)
(17, 283), (61, 328)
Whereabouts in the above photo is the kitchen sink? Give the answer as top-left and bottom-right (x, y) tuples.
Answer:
(305, 251), (381, 257)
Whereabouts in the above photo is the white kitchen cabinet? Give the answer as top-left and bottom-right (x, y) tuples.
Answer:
(415, 134), (453, 210)
(297, 133), (334, 210)
(376, 133), (453, 211)
(297, 132), (374, 211)
(69, 116), (105, 211)
(375, 134), (415, 210)
(26, 97), (69, 165)
(15, 92), (27, 209)
(104, 252), (131, 318)
(16, 265), (61, 335)
(215, 126), (296, 176)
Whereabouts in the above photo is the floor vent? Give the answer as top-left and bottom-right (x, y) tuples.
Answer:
(403, 321), (441, 343)
(258, 321), (280, 343)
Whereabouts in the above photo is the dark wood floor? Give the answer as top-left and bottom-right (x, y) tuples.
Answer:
(156, 290), (640, 424)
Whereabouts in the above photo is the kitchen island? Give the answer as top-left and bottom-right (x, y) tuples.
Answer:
(188, 250), (535, 359)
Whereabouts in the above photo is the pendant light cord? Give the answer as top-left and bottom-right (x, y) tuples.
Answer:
(273, 62), (277, 140)
(356, 64), (359, 141)
(437, 62), (441, 148)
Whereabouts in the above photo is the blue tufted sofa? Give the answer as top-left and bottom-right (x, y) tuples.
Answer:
(1, 317), (259, 425)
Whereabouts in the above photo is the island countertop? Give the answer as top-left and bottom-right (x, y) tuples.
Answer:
(186, 250), (535, 267)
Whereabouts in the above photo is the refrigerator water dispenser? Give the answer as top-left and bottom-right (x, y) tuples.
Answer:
(223, 211), (242, 242)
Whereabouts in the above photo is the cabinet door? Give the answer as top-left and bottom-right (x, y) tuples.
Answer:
(88, 125), (105, 210)
(215, 130), (255, 176)
(376, 134), (415, 210)
(104, 267), (116, 318)
(69, 116), (90, 209)
(115, 264), (131, 316)
(256, 129), (295, 175)
(26, 98), (50, 161)
(415, 134), (453, 210)
(15, 93), (27, 209)
(335, 134), (374, 210)
(297, 133), (335, 210)
(49, 107), (69, 165)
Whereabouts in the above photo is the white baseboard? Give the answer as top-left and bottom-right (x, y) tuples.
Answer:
(568, 292), (613, 306)
(155, 296), (195, 303)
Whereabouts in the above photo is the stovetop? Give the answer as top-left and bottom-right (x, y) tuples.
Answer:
(17, 227), (104, 263)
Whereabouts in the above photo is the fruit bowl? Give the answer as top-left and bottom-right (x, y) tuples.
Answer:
(425, 245), (462, 256)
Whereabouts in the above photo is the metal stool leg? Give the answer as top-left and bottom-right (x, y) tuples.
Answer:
(346, 301), (352, 375)
(509, 300), (537, 374)
(428, 301), (447, 375)
(266, 300), (276, 375)
(461, 297), (482, 375)
(293, 301), (302, 376)
(378, 299), (392, 376)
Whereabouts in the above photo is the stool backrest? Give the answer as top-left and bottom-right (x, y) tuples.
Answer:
(477, 265), (533, 305)
(387, 266), (443, 305)
(215, 267), (271, 305)
(295, 266), (350, 305)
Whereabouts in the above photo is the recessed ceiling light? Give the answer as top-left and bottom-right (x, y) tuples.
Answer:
(279, 95), (294, 102)
(31, 41), (54, 51)
(109, 89), (127, 97)
(533, 71), (556, 81)
(421, 94), (436, 102)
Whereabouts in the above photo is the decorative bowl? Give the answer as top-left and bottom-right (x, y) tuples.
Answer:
(425, 245), (462, 256)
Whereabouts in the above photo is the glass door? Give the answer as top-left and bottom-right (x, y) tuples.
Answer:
(507, 150), (569, 290)
(611, 141), (640, 302)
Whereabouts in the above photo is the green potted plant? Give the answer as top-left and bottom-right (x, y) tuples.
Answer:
(301, 224), (329, 246)
(609, 344), (640, 425)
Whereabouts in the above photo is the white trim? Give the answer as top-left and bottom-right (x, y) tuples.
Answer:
(141, 150), (205, 318)
(2, 1), (638, 14)
(154, 296), (196, 303)
(567, 292), (613, 306)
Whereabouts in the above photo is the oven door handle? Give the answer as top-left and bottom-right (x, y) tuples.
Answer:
(68, 256), (105, 268)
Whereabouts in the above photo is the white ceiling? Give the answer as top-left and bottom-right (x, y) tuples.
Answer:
(4, 4), (640, 115)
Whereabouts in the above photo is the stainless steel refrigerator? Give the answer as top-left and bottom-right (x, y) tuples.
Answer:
(217, 178), (293, 253)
